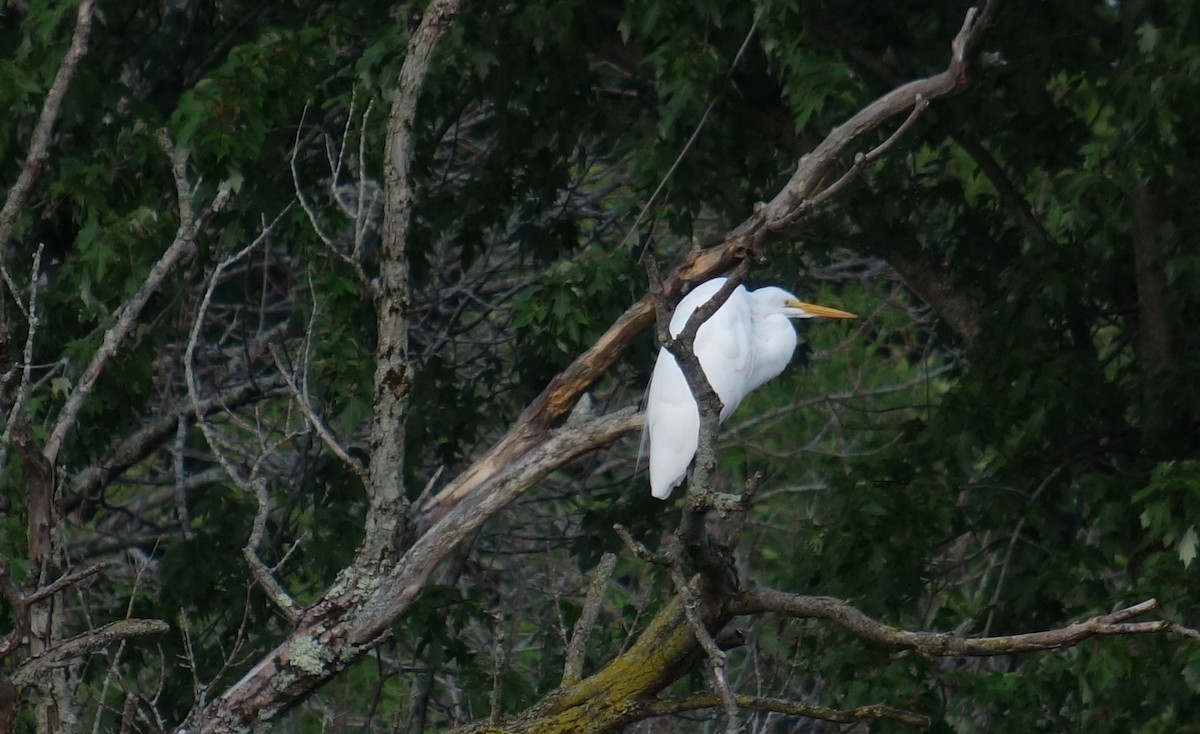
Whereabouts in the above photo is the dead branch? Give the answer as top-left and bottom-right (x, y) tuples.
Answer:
(356, 0), (465, 568)
(269, 342), (367, 479)
(668, 565), (739, 732)
(184, 213), (302, 622)
(63, 363), (288, 514)
(184, 4), (464, 725)
(42, 130), (234, 465)
(0, 244), (44, 476)
(189, 408), (639, 730)
(291, 93), (379, 292)
(561, 552), (617, 687)
(746, 3), (999, 234)
(12, 619), (170, 686)
(802, 94), (930, 213)
(243, 472), (304, 623)
(347, 407), (640, 642)
(23, 562), (109, 607)
(731, 590), (1195, 656)
(0, 0), (97, 310)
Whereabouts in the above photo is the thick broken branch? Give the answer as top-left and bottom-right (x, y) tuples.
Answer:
(190, 408), (639, 731)
(348, 408), (640, 643)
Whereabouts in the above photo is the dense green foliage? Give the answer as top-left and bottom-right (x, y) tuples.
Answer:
(3, 0), (1200, 731)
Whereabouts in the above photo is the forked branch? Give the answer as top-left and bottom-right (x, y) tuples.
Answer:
(43, 131), (234, 465)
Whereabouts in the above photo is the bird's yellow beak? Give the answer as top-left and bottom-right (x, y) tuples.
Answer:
(788, 300), (857, 319)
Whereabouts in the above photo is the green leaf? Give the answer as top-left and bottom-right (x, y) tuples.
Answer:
(1178, 526), (1198, 568)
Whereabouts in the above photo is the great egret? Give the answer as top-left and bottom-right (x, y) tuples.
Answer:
(645, 277), (856, 499)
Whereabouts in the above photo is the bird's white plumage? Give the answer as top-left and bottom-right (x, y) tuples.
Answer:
(645, 277), (854, 499)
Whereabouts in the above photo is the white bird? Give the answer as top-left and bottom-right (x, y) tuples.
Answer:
(645, 277), (856, 499)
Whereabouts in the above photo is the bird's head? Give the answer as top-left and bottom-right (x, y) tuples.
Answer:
(756, 287), (858, 320)
(785, 298), (857, 320)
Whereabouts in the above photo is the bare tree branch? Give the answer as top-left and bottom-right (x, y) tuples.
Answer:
(0, 244), (44, 476)
(43, 130), (233, 465)
(23, 562), (108, 607)
(184, 212), (300, 623)
(0, 0), (98, 310)
(270, 342), (367, 479)
(243, 475), (303, 624)
(731, 590), (1194, 656)
(188, 2), (465, 726)
(63, 374), (286, 514)
(750, 4), (998, 234)
(669, 566), (739, 732)
(12, 619), (170, 687)
(190, 408), (639, 731)
(357, 0), (464, 566)
(561, 552), (617, 687)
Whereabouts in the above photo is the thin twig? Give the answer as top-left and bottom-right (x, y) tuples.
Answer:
(983, 462), (1067, 635)
(0, 243), (44, 475)
(184, 211), (302, 622)
(798, 94), (930, 217)
(178, 612), (206, 713)
(351, 97), (380, 263)
(269, 342), (368, 478)
(613, 523), (671, 566)
(243, 474), (303, 623)
(489, 608), (517, 724)
(621, 18), (760, 251)
(174, 415), (193, 539)
(292, 103), (336, 247)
